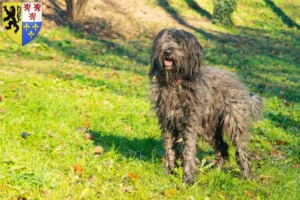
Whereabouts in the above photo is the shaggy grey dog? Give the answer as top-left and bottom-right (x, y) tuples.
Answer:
(149, 28), (263, 184)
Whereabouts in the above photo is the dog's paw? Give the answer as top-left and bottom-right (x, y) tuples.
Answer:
(183, 174), (194, 184)
(164, 155), (176, 174)
(242, 169), (253, 179)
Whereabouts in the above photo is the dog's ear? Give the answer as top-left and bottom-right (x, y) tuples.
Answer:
(148, 56), (160, 79)
(178, 31), (204, 79)
(149, 30), (167, 79)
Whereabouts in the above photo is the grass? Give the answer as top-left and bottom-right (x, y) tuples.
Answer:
(0, 0), (299, 199)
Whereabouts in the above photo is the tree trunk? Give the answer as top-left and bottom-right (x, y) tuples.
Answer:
(65, 0), (88, 21)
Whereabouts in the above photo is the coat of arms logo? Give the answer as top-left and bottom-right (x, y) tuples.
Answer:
(2, 2), (42, 46)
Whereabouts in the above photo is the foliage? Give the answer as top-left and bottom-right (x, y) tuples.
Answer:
(212, 0), (237, 26)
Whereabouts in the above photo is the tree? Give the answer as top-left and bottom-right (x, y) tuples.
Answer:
(212, 0), (237, 26)
(65, 0), (88, 21)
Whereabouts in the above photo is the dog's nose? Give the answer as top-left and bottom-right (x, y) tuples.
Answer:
(164, 49), (172, 57)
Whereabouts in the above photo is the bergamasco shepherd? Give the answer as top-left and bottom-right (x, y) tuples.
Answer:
(148, 28), (263, 184)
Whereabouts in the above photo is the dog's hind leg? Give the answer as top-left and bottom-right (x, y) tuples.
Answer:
(163, 130), (178, 174)
(234, 139), (252, 178)
(182, 128), (199, 184)
(224, 106), (252, 178)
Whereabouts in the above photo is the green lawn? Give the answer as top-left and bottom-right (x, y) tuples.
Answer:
(0, 0), (299, 199)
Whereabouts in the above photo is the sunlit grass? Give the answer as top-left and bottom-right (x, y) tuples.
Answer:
(0, 0), (299, 199)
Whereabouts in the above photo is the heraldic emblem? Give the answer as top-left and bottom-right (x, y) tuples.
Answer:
(2, 2), (42, 46)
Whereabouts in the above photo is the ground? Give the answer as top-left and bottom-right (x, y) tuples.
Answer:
(0, 0), (299, 199)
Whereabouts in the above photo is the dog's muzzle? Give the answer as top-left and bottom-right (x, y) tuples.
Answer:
(163, 49), (174, 70)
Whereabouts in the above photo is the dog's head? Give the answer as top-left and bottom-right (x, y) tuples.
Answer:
(149, 28), (203, 83)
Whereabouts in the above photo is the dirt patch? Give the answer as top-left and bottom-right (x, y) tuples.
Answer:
(40, 0), (196, 40)
(1, 0), (212, 40)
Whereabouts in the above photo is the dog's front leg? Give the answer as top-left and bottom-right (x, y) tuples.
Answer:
(182, 130), (199, 184)
(163, 130), (177, 174)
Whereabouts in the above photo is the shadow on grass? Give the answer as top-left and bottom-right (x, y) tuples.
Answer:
(37, 36), (149, 75)
(184, 0), (212, 20)
(88, 130), (163, 160)
(87, 130), (216, 162)
(157, 0), (214, 39)
(267, 112), (300, 134)
(263, 0), (300, 30)
(52, 71), (147, 98)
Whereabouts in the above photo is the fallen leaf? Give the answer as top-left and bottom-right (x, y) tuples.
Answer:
(284, 100), (293, 107)
(85, 133), (93, 140)
(122, 186), (133, 193)
(270, 151), (278, 158)
(244, 190), (254, 197)
(96, 101), (102, 107)
(124, 124), (132, 133)
(176, 137), (183, 143)
(73, 163), (83, 175)
(276, 150), (284, 155)
(0, 108), (7, 113)
(84, 119), (90, 129)
(128, 173), (139, 180)
(276, 140), (287, 146)
(131, 75), (139, 82)
(254, 155), (263, 160)
(94, 146), (103, 155)
(259, 175), (271, 181)
(163, 188), (176, 197)
(71, 81), (77, 87)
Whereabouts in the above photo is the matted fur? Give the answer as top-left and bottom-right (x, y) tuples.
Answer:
(149, 28), (263, 184)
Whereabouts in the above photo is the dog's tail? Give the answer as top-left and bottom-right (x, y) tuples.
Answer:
(249, 92), (263, 121)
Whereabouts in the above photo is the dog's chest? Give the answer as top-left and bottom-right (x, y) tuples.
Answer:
(156, 87), (191, 130)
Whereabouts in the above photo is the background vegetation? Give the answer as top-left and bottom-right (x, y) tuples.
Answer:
(0, 0), (299, 199)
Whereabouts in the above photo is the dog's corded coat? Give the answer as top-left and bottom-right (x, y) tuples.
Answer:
(149, 28), (263, 184)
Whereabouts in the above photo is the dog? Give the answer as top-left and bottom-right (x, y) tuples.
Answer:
(148, 28), (263, 184)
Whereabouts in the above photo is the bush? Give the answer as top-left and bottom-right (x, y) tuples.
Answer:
(212, 0), (237, 26)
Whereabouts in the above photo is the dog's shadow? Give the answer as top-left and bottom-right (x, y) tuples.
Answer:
(88, 130), (248, 179)
(87, 130), (164, 160)
(88, 130), (219, 162)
